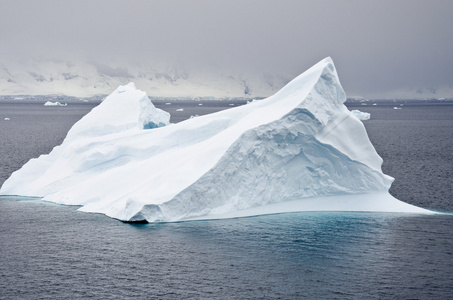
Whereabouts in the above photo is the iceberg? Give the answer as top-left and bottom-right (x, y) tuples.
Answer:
(0, 58), (433, 222)
(351, 109), (371, 121)
(44, 101), (67, 107)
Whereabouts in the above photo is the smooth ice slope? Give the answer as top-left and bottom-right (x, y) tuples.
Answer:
(0, 58), (433, 222)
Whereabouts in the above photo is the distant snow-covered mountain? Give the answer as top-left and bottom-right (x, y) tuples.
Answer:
(0, 60), (290, 99)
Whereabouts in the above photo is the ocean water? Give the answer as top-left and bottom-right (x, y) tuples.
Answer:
(362, 105), (453, 212)
(0, 101), (452, 299)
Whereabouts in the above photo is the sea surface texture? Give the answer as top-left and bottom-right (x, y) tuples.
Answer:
(0, 101), (452, 299)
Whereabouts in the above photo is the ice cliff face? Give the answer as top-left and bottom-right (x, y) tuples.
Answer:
(0, 58), (431, 222)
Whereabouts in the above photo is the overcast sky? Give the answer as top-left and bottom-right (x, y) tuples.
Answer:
(1, 0), (453, 98)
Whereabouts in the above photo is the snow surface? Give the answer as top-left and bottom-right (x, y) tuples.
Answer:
(351, 109), (371, 121)
(0, 58), (434, 222)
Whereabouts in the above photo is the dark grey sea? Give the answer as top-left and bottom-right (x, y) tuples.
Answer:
(0, 101), (452, 299)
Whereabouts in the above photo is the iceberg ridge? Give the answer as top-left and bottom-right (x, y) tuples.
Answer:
(0, 58), (433, 222)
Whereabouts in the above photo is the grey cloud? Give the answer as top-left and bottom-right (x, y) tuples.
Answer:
(1, 0), (453, 97)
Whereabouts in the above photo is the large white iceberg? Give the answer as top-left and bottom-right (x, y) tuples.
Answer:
(0, 58), (433, 222)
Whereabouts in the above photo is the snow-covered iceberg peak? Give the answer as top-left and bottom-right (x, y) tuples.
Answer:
(0, 58), (433, 222)
(67, 82), (170, 138)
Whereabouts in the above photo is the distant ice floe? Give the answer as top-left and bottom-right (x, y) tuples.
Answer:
(351, 109), (371, 121)
(44, 101), (67, 107)
(176, 108), (184, 112)
(0, 58), (435, 223)
(4, 117), (10, 121)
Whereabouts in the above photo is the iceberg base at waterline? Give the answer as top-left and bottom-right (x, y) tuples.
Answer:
(184, 192), (432, 222)
(0, 58), (435, 222)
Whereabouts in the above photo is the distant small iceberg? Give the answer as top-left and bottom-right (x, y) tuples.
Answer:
(4, 117), (10, 121)
(393, 107), (402, 110)
(44, 101), (67, 107)
(351, 109), (370, 121)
